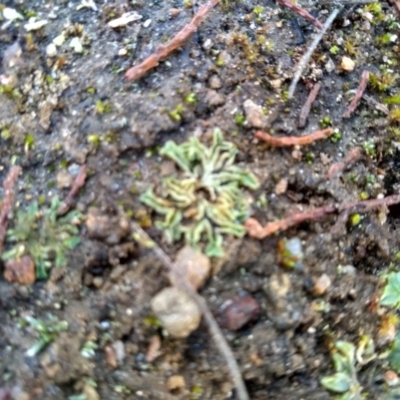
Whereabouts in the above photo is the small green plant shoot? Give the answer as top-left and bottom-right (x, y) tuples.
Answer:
(381, 272), (400, 308)
(2, 196), (81, 279)
(140, 128), (259, 257)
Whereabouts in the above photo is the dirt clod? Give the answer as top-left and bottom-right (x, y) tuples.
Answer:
(4, 256), (35, 285)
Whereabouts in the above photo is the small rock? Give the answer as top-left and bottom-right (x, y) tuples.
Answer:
(169, 8), (182, 18)
(204, 89), (225, 106)
(209, 75), (222, 89)
(53, 34), (66, 47)
(151, 287), (201, 338)
(325, 57), (335, 73)
(166, 375), (185, 391)
(171, 245), (211, 291)
(56, 169), (73, 189)
(277, 237), (304, 270)
(220, 295), (260, 331)
(70, 37), (83, 54)
(312, 274), (331, 296)
(86, 210), (111, 240)
(146, 335), (161, 362)
(46, 43), (57, 58)
(384, 370), (400, 387)
(340, 56), (355, 72)
(270, 78), (282, 90)
(83, 383), (100, 400)
(243, 99), (268, 129)
(104, 345), (118, 368)
(4, 256), (35, 285)
(112, 340), (125, 364)
(275, 178), (288, 195)
(108, 11), (142, 28)
(118, 48), (128, 57)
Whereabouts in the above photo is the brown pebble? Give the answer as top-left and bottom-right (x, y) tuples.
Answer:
(171, 245), (211, 290)
(146, 335), (161, 362)
(86, 209), (111, 240)
(384, 370), (399, 387)
(275, 178), (288, 195)
(312, 274), (331, 296)
(209, 75), (222, 89)
(4, 256), (35, 285)
(56, 170), (73, 189)
(169, 8), (182, 18)
(104, 345), (118, 368)
(220, 295), (260, 331)
(166, 375), (185, 391)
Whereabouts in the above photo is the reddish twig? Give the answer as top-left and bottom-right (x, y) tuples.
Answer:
(57, 164), (88, 216)
(245, 193), (400, 239)
(255, 127), (332, 147)
(343, 70), (370, 118)
(125, 0), (219, 81)
(298, 82), (321, 128)
(327, 147), (362, 179)
(387, 0), (400, 20)
(276, 0), (323, 29)
(0, 166), (21, 254)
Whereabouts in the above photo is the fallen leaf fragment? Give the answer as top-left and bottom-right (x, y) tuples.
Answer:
(108, 11), (142, 28)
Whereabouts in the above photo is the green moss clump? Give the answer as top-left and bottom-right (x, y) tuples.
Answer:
(140, 128), (259, 257)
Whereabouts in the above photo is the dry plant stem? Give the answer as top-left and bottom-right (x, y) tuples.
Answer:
(343, 70), (370, 118)
(255, 128), (332, 147)
(57, 164), (88, 216)
(288, 7), (342, 99)
(245, 193), (400, 239)
(276, 0), (323, 29)
(387, 0), (400, 20)
(0, 166), (21, 254)
(363, 94), (389, 115)
(327, 147), (362, 178)
(130, 221), (250, 400)
(298, 82), (321, 128)
(125, 0), (219, 81)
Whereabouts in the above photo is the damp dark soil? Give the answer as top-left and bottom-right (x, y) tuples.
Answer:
(1, 1), (400, 399)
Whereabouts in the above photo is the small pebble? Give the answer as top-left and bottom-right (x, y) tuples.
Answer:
(384, 370), (400, 387)
(312, 274), (331, 296)
(4, 256), (35, 285)
(209, 75), (222, 89)
(151, 287), (201, 338)
(341, 56), (355, 72)
(113, 340), (125, 364)
(70, 37), (83, 54)
(83, 384), (100, 400)
(169, 8), (182, 18)
(243, 99), (268, 129)
(46, 43), (57, 58)
(104, 345), (118, 368)
(220, 295), (260, 331)
(56, 169), (73, 188)
(166, 375), (185, 391)
(171, 245), (211, 290)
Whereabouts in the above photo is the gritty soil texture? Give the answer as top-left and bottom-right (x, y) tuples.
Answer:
(1, 0), (400, 399)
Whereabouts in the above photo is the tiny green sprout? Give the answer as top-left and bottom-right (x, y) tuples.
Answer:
(216, 56), (224, 67)
(253, 6), (264, 15)
(321, 338), (375, 399)
(235, 113), (245, 126)
(381, 272), (400, 308)
(87, 134), (101, 147)
(362, 139), (375, 156)
(140, 128), (259, 257)
(23, 315), (68, 357)
(330, 45), (340, 55)
(24, 133), (35, 152)
(349, 213), (362, 226)
(185, 93), (197, 104)
(330, 130), (342, 143)
(86, 87), (96, 95)
(1, 129), (10, 139)
(320, 116), (332, 129)
(169, 104), (184, 121)
(360, 191), (368, 200)
(95, 100), (112, 114)
(183, 0), (192, 7)
(305, 152), (315, 164)
(80, 341), (98, 358)
(2, 197), (81, 279)
(385, 93), (400, 105)
(376, 33), (392, 45)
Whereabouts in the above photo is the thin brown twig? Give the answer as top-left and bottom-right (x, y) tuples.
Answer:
(0, 166), (21, 254)
(130, 221), (250, 400)
(387, 0), (400, 20)
(245, 193), (400, 239)
(326, 147), (362, 179)
(125, 0), (219, 81)
(255, 127), (332, 147)
(57, 164), (88, 216)
(288, 7), (342, 99)
(298, 82), (321, 128)
(343, 70), (370, 118)
(276, 0), (323, 29)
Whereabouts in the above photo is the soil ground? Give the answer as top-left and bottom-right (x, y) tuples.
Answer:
(1, 0), (400, 399)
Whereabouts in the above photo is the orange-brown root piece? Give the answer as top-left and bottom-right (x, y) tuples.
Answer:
(299, 82), (321, 128)
(255, 128), (332, 147)
(125, 0), (219, 81)
(246, 193), (400, 239)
